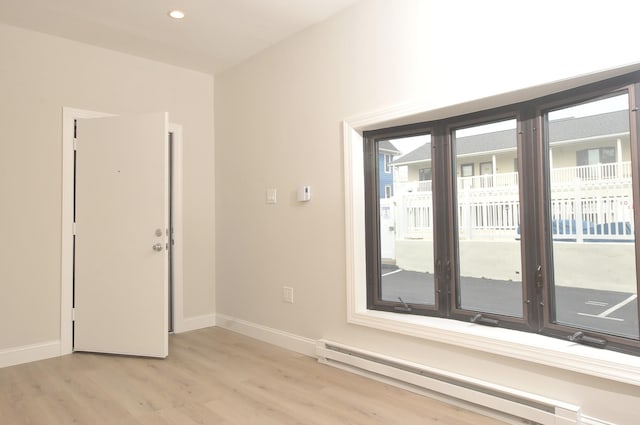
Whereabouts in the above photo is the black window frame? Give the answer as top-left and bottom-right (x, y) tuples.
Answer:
(363, 71), (640, 356)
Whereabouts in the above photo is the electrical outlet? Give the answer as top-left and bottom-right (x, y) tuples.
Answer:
(283, 286), (294, 303)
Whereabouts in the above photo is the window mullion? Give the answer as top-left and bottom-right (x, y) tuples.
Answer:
(520, 108), (545, 331)
(432, 124), (452, 316)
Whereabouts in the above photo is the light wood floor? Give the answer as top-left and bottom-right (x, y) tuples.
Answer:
(0, 327), (510, 425)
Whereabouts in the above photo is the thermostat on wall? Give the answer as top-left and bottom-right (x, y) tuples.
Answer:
(297, 185), (311, 202)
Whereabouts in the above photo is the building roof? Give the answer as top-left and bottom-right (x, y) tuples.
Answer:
(378, 140), (401, 155)
(549, 109), (628, 142)
(392, 110), (629, 165)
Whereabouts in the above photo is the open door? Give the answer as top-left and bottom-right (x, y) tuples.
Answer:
(74, 113), (169, 358)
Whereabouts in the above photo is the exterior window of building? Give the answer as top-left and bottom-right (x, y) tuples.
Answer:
(461, 163), (474, 177)
(384, 154), (392, 173)
(384, 185), (392, 198)
(364, 72), (640, 355)
(460, 163), (474, 190)
(576, 147), (617, 180)
(479, 161), (492, 175)
(479, 161), (494, 188)
(576, 147), (616, 166)
(419, 167), (432, 181)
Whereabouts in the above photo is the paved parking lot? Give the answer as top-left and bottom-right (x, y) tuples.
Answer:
(381, 267), (639, 339)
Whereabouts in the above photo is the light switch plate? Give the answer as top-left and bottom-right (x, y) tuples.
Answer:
(266, 188), (277, 204)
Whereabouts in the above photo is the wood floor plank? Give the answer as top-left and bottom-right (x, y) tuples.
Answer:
(0, 327), (511, 425)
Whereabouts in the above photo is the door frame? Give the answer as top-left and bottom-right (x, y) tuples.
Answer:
(60, 107), (184, 355)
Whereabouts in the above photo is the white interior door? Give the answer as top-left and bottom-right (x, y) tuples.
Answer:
(74, 113), (169, 358)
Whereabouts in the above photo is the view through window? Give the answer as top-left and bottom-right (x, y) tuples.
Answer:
(379, 134), (435, 306)
(547, 94), (638, 340)
(453, 119), (523, 318)
(365, 73), (640, 355)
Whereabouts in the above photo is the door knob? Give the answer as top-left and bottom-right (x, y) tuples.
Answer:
(152, 243), (163, 252)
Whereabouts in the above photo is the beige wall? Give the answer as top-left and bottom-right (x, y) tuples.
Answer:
(215, 0), (640, 423)
(0, 23), (215, 349)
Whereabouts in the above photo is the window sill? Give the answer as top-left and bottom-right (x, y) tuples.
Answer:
(348, 308), (640, 386)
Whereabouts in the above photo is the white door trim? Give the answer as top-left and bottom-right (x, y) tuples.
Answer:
(60, 107), (185, 355)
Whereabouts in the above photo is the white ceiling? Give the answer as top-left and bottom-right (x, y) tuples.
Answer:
(0, 0), (360, 74)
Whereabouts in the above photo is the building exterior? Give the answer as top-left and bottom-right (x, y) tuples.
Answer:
(389, 110), (632, 242)
(378, 140), (400, 198)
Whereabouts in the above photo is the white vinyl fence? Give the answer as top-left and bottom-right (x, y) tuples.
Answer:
(392, 165), (634, 242)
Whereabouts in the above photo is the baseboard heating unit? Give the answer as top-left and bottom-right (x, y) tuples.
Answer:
(316, 340), (582, 425)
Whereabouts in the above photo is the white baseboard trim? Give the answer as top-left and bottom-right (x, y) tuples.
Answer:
(215, 314), (316, 357)
(174, 313), (217, 334)
(0, 340), (61, 369)
(580, 415), (616, 425)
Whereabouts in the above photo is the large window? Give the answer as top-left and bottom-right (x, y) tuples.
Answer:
(364, 72), (640, 355)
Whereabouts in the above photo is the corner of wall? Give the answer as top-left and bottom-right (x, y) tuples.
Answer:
(173, 314), (217, 334)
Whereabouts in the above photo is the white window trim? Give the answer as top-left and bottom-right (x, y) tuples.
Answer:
(342, 102), (640, 387)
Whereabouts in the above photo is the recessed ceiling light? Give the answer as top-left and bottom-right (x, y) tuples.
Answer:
(168, 10), (185, 19)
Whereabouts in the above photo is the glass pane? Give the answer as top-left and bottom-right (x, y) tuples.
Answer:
(454, 119), (523, 317)
(547, 94), (638, 339)
(378, 135), (435, 305)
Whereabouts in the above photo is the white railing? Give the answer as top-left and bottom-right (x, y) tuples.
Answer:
(394, 163), (631, 194)
(392, 183), (634, 242)
(552, 162), (632, 185)
(397, 194), (633, 242)
(549, 195), (634, 242)
(459, 172), (519, 190)
(395, 193), (434, 239)
(395, 180), (432, 193)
